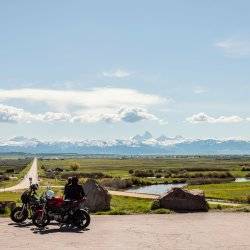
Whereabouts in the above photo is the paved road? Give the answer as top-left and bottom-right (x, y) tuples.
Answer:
(0, 213), (249, 250)
(0, 158), (38, 192)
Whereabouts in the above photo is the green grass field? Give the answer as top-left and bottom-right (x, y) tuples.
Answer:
(189, 182), (250, 202)
(39, 157), (250, 178)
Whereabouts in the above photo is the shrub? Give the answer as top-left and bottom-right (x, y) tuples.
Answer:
(247, 195), (250, 204)
(164, 173), (171, 178)
(151, 199), (160, 210)
(128, 169), (134, 174)
(133, 170), (154, 177)
(100, 178), (133, 189)
(131, 177), (152, 186)
(242, 166), (250, 171)
(6, 169), (14, 173)
(155, 174), (162, 178)
(61, 171), (111, 179)
(216, 204), (222, 210)
(70, 162), (80, 171)
(188, 177), (235, 185)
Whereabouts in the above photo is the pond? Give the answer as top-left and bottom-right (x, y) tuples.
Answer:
(234, 177), (250, 182)
(126, 183), (187, 195)
(126, 178), (250, 195)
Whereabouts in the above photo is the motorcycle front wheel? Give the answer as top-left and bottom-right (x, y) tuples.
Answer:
(32, 212), (50, 228)
(73, 209), (90, 229)
(10, 207), (28, 223)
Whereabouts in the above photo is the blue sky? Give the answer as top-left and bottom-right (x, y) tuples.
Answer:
(0, 1), (250, 140)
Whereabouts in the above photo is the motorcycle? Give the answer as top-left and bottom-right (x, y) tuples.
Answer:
(32, 189), (90, 229)
(10, 184), (41, 223)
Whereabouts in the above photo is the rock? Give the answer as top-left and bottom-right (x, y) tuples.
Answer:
(0, 201), (16, 214)
(83, 179), (111, 212)
(158, 188), (208, 212)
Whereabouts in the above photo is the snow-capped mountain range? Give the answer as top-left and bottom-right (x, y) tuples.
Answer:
(0, 132), (250, 155)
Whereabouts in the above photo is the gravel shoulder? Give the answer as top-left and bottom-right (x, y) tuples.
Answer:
(0, 213), (249, 250)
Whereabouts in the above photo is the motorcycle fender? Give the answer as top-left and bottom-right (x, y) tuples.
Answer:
(79, 208), (89, 213)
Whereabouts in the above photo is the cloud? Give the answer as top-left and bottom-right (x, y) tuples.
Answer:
(41, 112), (71, 122)
(193, 86), (207, 94)
(186, 112), (244, 124)
(215, 38), (250, 57)
(0, 104), (162, 124)
(0, 88), (165, 111)
(0, 104), (35, 123)
(102, 69), (131, 78)
(0, 104), (72, 123)
(0, 88), (167, 124)
(71, 107), (161, 123)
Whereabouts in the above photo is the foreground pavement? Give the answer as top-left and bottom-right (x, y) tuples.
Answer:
(0, 213), (249, 250)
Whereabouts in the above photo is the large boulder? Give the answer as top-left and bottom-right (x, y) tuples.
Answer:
(83, 179), (111, 212)
(158, 188), (208, 212)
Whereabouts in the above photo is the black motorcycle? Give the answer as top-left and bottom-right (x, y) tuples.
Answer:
(10, 184), (40, 223)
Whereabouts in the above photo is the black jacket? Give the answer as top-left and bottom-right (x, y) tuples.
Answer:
(64, 184), (85, 200)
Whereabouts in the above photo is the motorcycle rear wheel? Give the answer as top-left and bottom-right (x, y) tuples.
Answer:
(32, 212), (50, 228)
(10, 207), (28, 223)
(73, 209), (90, 229)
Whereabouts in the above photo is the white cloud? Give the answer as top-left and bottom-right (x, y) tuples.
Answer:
(0, 104), (162, 124)
(186, 112), (244, 124)
(215, 38), (250, 57)
(41, 112), (71, 122)
(71, 107), (161, 124)
(0, 104), (35, 123)
(102, 69), (131, 78)
(193, 86), (207, 94)
(0, 104), (71, 123)
(0, 88), (164, 111)
(0, 88), (167, 124)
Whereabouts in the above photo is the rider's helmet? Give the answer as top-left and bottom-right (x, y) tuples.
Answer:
(30, 183), (39, 191)
(45, 189), (55, 199)
(71, 176), (79, 185)
(67, 176), (72, 184)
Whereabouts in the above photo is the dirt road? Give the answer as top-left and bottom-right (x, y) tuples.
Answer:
(1, 213), (249, 249)
(0, 158), (38, 192)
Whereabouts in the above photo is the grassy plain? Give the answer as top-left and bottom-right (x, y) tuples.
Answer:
(39, 156), (250, 203)
(189, 182), (250, 202)
(39, 156), (250, 177)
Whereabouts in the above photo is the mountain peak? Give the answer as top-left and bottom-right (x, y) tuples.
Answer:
(132, 131), (153, 142)
(156, 135), (168, 141)
(142, 131), (153, 139)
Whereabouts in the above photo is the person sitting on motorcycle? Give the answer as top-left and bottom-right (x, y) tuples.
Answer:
(66, 176), (85, 201)
(64, 177), (72, 200)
